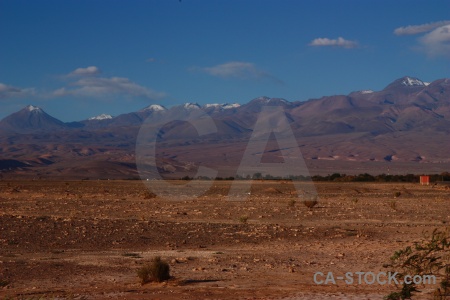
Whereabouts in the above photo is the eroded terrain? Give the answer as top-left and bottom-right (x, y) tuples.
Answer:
(1, 180), (449, 299)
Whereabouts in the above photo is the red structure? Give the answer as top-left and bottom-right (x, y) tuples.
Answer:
(420, 175), (430, 185)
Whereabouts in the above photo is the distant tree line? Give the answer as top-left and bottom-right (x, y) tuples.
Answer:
(311, 172), (450, 183)
(179, 172), (450, 183)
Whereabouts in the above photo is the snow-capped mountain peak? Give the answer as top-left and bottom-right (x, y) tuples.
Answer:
(268, 98), (288, 103)
(0, 105), (67, 132)
(140, 104), (166, 112)
(203, 103), (241, 109)
(203, 103), (221, 108)
(384, 76), (430, 90)
(251, 97), (289, 104)
(183, 102), (201, 109)
(26, 105), (42, 112)
(254, 96), (271, 103)
(360, 90), (374, 94)
(88, 114), (113, 121)
(401, 77), (426, 87)
(222, 103), (240, 109)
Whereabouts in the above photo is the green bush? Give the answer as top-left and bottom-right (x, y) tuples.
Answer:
(383, 228), (450, 299)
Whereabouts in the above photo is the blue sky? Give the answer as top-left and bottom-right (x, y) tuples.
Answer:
(1, 0), (449, 121)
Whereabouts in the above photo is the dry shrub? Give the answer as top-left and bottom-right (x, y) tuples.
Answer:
(263, 187), (282, 194)
(123, 252), (142, 258)
(389, 200), (397, 211)
(303, 196), (318, 209)
(239, 215), (249, 224)
(137, 256), (170, 284)
(143, 191), (157, 199)
(0, 280), (9, 287)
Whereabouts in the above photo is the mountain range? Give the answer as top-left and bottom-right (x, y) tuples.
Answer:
(1, 76), (450, 179)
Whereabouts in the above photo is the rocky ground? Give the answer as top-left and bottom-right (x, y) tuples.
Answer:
(0, 180), (449, 299)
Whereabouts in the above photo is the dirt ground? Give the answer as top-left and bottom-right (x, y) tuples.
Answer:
(0, 180), (449, 299)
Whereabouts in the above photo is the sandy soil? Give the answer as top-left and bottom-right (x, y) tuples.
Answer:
(0, 180), (449, 299)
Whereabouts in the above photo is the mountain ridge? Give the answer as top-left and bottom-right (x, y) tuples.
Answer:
(2, 76), (444, 127)
(1, 76), (450, 178)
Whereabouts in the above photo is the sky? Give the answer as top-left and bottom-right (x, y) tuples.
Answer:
(0, 0), (450, 121)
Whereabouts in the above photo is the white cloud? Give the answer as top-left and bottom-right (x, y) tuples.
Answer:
(0, 83), (35, 99)
(68, 66), (101, 77)
(198, 61), (283, 83)
(0, 67), (166, 102)
(419, 24), (450, 57)
(52, 87), (69, 97)
(309, 37), (358, 49)
(394, 21), (450, 58)
(52, 66), (166, 100)
(52, 76), (166, 100)
(394, 20), (450, 35)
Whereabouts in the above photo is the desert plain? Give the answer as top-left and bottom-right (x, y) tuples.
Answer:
(0, 180), (449, 299)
